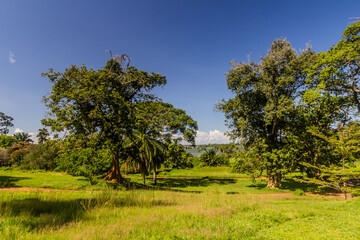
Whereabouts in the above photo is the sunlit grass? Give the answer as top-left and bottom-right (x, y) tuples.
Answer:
(0, 167), (106, 190)
(0, 190), (359, 239)
(0, 167), (358, 239)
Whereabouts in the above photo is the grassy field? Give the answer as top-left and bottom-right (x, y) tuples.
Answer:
(0, 167), (358, 239)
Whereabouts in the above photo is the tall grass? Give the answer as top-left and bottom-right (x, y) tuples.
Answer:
(0, 190), (359, 239)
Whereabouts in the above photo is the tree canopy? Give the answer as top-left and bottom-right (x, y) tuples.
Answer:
(0, 112), (14, 135)
(217, 39), (315, 188)
(42, 55), (197, 183)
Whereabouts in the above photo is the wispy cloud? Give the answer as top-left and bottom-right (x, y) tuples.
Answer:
(9, 51), (16, 64)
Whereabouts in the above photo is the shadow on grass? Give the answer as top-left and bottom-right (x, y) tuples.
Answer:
(247, 179), (320, 192)
(0, 175), (30, 188)
(0, 192), (174, 231)
(122, 178), (237, 193)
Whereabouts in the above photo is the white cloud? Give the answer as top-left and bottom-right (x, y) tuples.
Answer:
(9, 51), (16, 64)
(195, 130), (231, 145)
(14, 128), (23, 133)
(28, 132), (37, 143)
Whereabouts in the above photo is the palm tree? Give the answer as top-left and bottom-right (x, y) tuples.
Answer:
(126, 129), (167, 185)
(14, 132), (33, 143)
(37, 128), (49, 144)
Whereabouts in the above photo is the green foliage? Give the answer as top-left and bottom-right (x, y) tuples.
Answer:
(231, 148), (264, 178)
(37, 128), (49, 144)
(0, 135), (16, 148)
(125, 101), (197, 184)
(309, 122), (360, 167)
(296, 163), (360, 200)
(42, 56), (167, 182)
(125, 129), (167, 184)
(199, 149), (229, 167)
(21, 142), (60, 171)
(0, 112), (13, 135)
(13, 132), (34, 143)
(164, 143), (194, 169)
(55, 147), (112, 177)
(293, 189), (306, 196)
(217, 39), (315, 187)
(8, 142), (31, 167)
(133, 101), (198, 145)
(309, 20), (360, 112)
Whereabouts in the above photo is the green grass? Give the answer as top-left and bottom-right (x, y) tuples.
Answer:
(0, 190), (359, 239)
(0, 167), (107, 190)
(0, 167), (357, 239)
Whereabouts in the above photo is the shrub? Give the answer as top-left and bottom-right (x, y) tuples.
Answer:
(293, 189), (306, 196)
(21, 142), (59, 171)
(231, 149), (263, 175)
(163, 143), (194, 169)
(55, 147), (112, 177)
(8, 142), (31, 167)
(199, 149), (229, 167)
(0, 135), (16, 148)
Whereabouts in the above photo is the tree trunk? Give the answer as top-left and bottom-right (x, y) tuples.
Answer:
(153, 166), (157, 185)
(266, 174), (282, 188)
(104, 155), (125, 183)
(142, 174), (146, 185)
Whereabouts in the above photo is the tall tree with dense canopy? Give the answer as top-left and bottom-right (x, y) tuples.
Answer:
(0, 112), (14, 135)
(217, 39), (314, 188)
(309, 20), (360, 111)
(42, 55), (166, 183)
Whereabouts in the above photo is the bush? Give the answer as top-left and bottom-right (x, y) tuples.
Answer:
(8, 142), (31, 167)
(55, 147), (112, 177)
(231, 149), (262, 175)
(0, 135), (16, 148)
(293, 189), (306, 196)
(21, 143), (59, 171)
(199, 149), (229, 167)
(164, 143), (194, 169)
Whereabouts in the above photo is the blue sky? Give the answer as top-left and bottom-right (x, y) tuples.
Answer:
(0, 0), (359, 144)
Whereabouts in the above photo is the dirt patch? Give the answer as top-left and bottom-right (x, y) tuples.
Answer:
(253, 192), (348, 200)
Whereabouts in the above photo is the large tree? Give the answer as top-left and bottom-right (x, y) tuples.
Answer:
(42, 55), (166, 183)
(0, 112), (14, 135)
(217, 39), (314, 188)
(309, 20), (360, 111)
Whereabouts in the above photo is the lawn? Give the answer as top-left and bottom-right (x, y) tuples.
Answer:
(0, 167), (358, 239)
